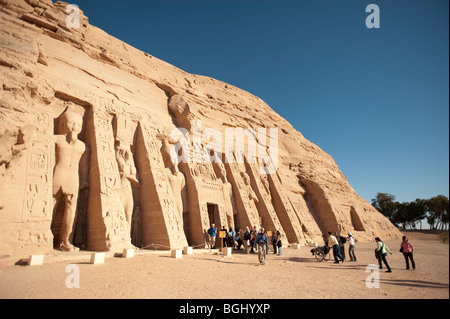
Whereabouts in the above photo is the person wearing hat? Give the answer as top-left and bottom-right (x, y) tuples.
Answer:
(347, 232), (357, 262)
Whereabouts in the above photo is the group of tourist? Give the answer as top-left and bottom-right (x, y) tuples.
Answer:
(324, 232), (357, 264)
(208, 224), (416, 270)
(325, 232), (416, 272)
(207, 224), (283, 265)
(373, 236), (416, 272)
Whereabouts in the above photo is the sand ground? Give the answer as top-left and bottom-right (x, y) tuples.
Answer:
(0, 230), (448, 299)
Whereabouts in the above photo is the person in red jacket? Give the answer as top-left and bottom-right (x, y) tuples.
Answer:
(400, 236), (416, 270)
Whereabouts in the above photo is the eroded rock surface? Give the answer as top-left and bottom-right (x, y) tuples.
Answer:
(0, 0), (402, 256)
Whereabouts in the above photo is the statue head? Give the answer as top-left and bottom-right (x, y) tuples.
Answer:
(60, 111), (83, 137)
(241, 172), (250, 185)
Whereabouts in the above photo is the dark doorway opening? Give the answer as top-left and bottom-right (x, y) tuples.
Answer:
(207, 203), (220, 247)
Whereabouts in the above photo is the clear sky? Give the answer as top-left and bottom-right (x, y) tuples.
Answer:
(73, 0), (449, 205)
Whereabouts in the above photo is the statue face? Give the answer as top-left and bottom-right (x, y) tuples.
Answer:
(242, 173), (249, 185)
(61, 112), (82, 135)
(117, 148), (130, 161)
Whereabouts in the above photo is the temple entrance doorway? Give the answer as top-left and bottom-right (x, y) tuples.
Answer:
(207, 203), (221, 247)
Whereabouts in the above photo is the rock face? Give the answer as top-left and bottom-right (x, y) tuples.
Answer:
(0, 0), (402, 256)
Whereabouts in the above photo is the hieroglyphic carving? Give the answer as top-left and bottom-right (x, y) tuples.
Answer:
(199, 202), (211, 236)
(90, 109), (132, 248)
(113, 114), (140, 240)
(21, 139), (52, 222)
(21, 112), (53, 223)
(245, 156), (285, 234)
(267, 169), (305, 243)
(225, 159), (260, 229)
(161, 138), (187, 218)
(214, 162), (237, 229)
(103, 208), (129, 248)
(240, 171), (260, 225)
(140, 124), (187, 245)
(93, 112), (120, 196)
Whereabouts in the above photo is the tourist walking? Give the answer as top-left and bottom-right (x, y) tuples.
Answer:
(337, 232), (346, 261)
(243, 226), (251, 253)
(347, 232), (357, 261)
(250, 230), (256, 253)
(255, 228), (269, 265)
(207, 224), (216, 249)
(272, 230), (278, 254)
(327, 232), (344, 263)
(400, 236), (416, 270)
(375, 237), (392, 272)
(276, 230), (282, 256)
(252, 225), (259, 252)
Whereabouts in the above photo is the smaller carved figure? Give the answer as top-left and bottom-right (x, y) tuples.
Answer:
(115, 143), (140, 236)
(161, 139), (187, 217)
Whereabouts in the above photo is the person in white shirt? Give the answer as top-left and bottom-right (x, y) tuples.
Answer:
(347, 232), (357, 262)
(327, 232), (344, 263)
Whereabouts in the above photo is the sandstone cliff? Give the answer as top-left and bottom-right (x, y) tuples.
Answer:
(0, 0), (402, 257)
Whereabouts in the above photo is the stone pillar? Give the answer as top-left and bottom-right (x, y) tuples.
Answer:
(136, 124), (188, 249)
(18, 112), (54, 253)
(86, 109), (131, 251)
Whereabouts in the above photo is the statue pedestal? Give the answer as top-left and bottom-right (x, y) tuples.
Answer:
(122, 248), (135, 258)
(28, 255), (44, 266)
(90, 252), (105, 264)
(171, 249), (182, 259)
(183, 246), (193, 255)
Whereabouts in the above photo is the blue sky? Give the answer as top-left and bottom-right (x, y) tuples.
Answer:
(73, 0), (449, 205)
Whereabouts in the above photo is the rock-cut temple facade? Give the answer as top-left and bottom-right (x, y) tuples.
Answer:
(0, 0), (402, 257)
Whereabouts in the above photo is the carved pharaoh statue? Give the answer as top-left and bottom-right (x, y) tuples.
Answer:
(115, 143), (140, 237)
(161, 138), (187, 217)
(217, 164), (237, 229)
(52, 110), (89, 252)
(241, 172), (259, 204)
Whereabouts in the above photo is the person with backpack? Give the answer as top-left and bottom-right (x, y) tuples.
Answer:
(243, 226), (251, 253)
(375, 237), (392, 272)
(337, 232), (346, 261)
(255, 228), (269, 265)
(207, 224), (216, 249)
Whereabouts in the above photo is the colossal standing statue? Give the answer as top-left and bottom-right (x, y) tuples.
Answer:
(52, 110), (89, 252)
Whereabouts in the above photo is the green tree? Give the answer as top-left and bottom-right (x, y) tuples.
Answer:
(400, 199), (427, 229)
(371, 192), (397, 222)
(426, 195), (449, 230)
(373, 194), (428, 229)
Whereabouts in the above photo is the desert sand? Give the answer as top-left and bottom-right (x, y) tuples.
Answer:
(0, 230), (448, 300)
